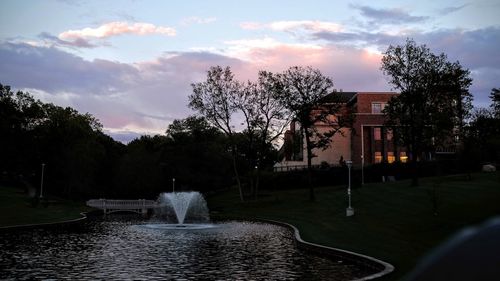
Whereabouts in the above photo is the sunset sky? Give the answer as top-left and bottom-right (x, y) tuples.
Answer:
(1, 0), (499, 142)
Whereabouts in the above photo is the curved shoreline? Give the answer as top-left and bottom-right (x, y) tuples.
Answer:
(248, 218), (395, 281)
(0, 213), (394, 280)
(0, 212), (88, 232)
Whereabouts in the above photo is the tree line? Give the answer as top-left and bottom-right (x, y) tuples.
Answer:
(0, 65), (352, 202)
(0, 84), (249, 200)
(1, 38), (498, 202)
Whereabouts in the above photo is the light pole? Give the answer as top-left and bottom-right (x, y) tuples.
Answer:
(40, 163), (45, 199)
(345, 160), (354, 216)
(361, 154), (365, 186)
(172, 178), (175, 193)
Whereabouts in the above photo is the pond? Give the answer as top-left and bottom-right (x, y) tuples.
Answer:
(0, 216), (375, 280)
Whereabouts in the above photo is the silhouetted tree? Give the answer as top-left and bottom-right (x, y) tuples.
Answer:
(275, 66), (353, 201)
(0, 84), (123, 199)
(165, 116), (233, 192)
(490, 88), (500, 118)
(36, 104), (107, 198)
(463, 99), (500, 168)
(381, 38), (473, 186)
(235, 71), (292, 198)
(189, 66), (245, 201)
(0, 84), (45, 177)
(113, 135), (167, 198)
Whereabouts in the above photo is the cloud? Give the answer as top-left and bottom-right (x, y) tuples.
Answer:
(58, 21), (176, 41)
(181, 16), (217, 25)
(270, 20), (343, 33)
(224, 37), (281, 51)
(0, 42), (137, 94)
(104, 129), (145, 144)
(0, 42), (245, 140)
(311, 26), (500, 68)
(39, 32), (100, 48)
(312, 30), (398, 47)
(240, 20), (343, 33)
(468, 67), (500, 108)
(439, 4), (469, 15)
(1, 23), (498, 141)
(413, 27), (500, 69)
(352, 5), (429, 25)
(310, 26), (500, 105)
(224, 41), (389, 91)
(223, 37), (323, 67)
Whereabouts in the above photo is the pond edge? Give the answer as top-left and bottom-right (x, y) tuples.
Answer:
(0, 212), (88, 232)
(253, 218), (395, 281)
(0, 213), (395, 280)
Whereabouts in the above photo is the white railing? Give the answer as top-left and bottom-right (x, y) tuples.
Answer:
(86, 199), (157, 214)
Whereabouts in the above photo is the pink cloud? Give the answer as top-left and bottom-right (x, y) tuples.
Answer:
(6, 33), (497, 143)
(224, 41), (389, 92)
(240, 20), (343, 33)
(58, 21), (176, 40)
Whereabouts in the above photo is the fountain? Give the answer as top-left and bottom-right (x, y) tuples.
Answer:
(146, 191), (214, 230)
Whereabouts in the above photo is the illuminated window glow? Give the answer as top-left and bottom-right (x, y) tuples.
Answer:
(400, 152), (408, 163)
(374, 151), (382, 163)
(388, 152), (395, 163)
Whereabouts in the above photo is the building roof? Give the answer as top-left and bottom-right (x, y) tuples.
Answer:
(321, 91), (399, 104)
(321, 91), (357, 103)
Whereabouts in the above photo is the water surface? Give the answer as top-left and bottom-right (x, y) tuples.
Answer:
(0, 216), (374, 280)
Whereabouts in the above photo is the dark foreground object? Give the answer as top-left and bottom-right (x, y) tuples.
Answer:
(406, 216), (500, 281)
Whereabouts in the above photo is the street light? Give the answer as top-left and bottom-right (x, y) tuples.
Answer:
(345, 160), (354, 217)
(40, 163), (45, 199)
(172, 178), (176, 193)
(361, 154), (365, 186)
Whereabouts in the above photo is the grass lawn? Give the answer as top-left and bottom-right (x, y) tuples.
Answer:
(206, 172), (500, 280)
(0, 185), (89, 228)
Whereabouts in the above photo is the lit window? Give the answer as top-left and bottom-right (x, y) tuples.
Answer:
(374, 152), (382, 163)
(387, 152), (395, 163)
(372, 103), (386, 114)
(374, 127), (381, 140)
(387, 129), (393, 141)
(400, 152), (408, 163)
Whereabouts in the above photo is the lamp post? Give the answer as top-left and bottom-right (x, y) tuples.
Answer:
(40, 163), (45, 199)
(172, 178), (175, 193)
(361, 154), (365, 186)
(345, 160), (354, 216)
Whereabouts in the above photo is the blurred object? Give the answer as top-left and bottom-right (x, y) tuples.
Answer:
(406, 217), (500, 281)
(482, 164), (497, 172)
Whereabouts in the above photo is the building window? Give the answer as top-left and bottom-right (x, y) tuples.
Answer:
(386, 129), (393, 141)
(387, 152), (395, 163)
(374, 152), (382, 163)
(374, 127), (381, 140)
(400, 152), (408, 163)
(372, 102), (386, 114)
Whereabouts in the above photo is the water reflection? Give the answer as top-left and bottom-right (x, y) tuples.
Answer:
(0, 216), (372, 280)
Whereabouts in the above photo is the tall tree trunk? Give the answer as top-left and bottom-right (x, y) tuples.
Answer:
(231, 147), (244, 202)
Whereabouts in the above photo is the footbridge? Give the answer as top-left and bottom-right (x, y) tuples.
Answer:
(86, 199), (157, 214)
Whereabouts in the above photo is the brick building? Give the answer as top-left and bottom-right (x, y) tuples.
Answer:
(275, 91), (408, 171)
